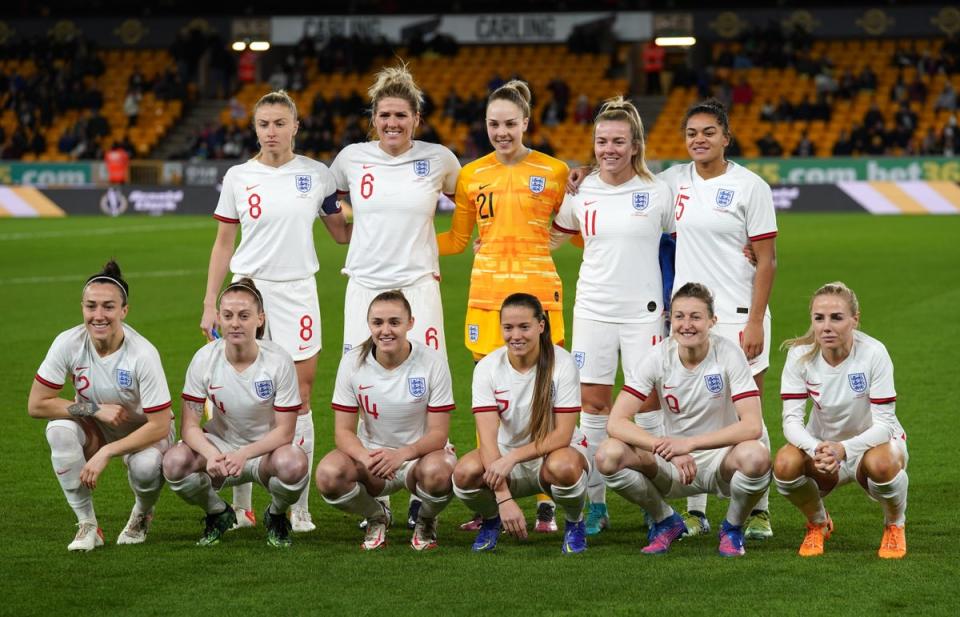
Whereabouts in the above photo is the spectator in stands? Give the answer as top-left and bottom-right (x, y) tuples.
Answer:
(105, 142), (130, 185)
(812, 93), (831, 122)
(792, 131), (814, 158)
(863, 101), (884, 130)
(268, 65), (288, 92)
(857, 66), (878, 92)
(759, 100), (776, 122)
(775, 95), (794, 122)
(547, 76), (571, 109)
(756, 131), (783, 157)
(908, 76), (927, 104)
(123, 89), (141, 128)
(832, 130), (854, 156)
(935, 83), (957, 112)
(642, 40), (665, 95)
(573, 94), (592, 125)
(920, 127), (941, 155)
(889, 72), (908, 102)
(814, 67), (837, 97)
(794, 96), (814, 122)
(864, 122), (889, 155)
(732, 78), (754, 107)
(128, 67), (146, 93)
(86, 109), (110, 143)
(837, 69), (856, 99)
(850, 123), (869, 154)
(894, 102), (918, 134)
(541, 97), (566, 127)
(29, 129), (46, 155)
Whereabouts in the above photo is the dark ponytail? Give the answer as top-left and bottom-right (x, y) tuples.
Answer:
(83, 259), (129, 306)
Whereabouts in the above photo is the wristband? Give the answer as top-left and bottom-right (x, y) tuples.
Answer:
(497, 497), (514, 506)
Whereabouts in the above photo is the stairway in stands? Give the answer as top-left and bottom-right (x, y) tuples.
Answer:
(150, 99), (227, 160)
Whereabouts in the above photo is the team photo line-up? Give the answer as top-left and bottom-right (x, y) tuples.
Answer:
(27, 64), (908, 559)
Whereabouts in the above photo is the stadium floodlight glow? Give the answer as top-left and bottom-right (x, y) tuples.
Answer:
(249, 41), (270, 51)
(655, 36), (696, 47)
(231, 41), (247, 51)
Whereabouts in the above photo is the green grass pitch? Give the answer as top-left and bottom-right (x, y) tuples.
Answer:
(0, 213), (957, 616)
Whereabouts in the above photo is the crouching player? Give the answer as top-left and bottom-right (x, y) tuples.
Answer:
(596, 283), (771, 557)
(452, 293), (590, 554)
(163, 280), (308, 548)
(29, 260), (174, 551)
(775, 282), (908, 559)
(315, 291), (457, 551)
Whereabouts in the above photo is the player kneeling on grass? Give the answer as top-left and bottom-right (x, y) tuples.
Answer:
(316, 291), (457, 551)
(163, 280), (308, 548)
(595, 283), (771, 558)
(452, 293), (590, 554)
(28, 260), (174, 552)
(775, 282), (909, 559)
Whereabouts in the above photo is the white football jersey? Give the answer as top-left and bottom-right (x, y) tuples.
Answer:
(331, 341), (455, 450)
(624, 332), (758, 440)
(553, 172), (674, 323)
(331, 141), (460, 289)
(659, 161), (777, 323)
(780, 329), (904, 460)
(215, 155), (338, 281)
(35, 323), (172, 441)
(182, 338), (301, 448)
(472, 346), (586, 453)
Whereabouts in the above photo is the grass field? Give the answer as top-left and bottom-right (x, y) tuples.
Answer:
(1, 213), (958, 616)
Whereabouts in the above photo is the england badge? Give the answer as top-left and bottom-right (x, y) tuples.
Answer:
(408, 377), (426, 398)
(704, 373), (724, 394)
(716, 188), (734, 207)
(255, 379), (275, 399)
(848, 373), (867, 393)
(116, 368), (133, 389)
(413, 159), (430, 177)
(573, 351), (586, 369)
(529, 176), (545, 194)
(468, 324), (479, 343)
(632, 191), (650, 211)
(295, 174), (312, 193)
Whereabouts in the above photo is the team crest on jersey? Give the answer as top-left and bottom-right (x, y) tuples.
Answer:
(848, 373), (868, 393)
(632, 192), (650, 211)
(413, 159), (430, 177)
(255, 379), (274, 399)
(574, 351), (586, 369)
(468, 324), (479, 343)
(529, 176), (546, 194)
(704, 373), (724, 394)
(408, 377), (427, 398)
(716, 188), (735, 207)
(295, 175), (312, 193)
(116, 368), (133, 389)
(343, 344), (353, 354)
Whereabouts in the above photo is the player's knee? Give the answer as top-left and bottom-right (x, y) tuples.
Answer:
(773, 444), (805, 481)
(418, 457), (454, 493)
(45, 423), (81, 452)
(128, 448), (162, 484)
(737, 441), (771, 476)
(594, 439), (625, 475)
(314, 459), (349, 495)
(273, 446), (308, 484)
(544, 451), (582, 486)
(452, 455), (484, 490)
(862, 446), (900, 483)
(161, 445), (193, 481)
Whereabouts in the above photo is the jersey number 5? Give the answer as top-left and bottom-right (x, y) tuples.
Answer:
(477, 192), (495, 219)
(674, 192), (689, 221)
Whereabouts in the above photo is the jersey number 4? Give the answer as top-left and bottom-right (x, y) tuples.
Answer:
(359, 393), (379, 419)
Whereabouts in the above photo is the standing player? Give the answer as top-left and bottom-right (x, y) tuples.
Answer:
(165, 280), (308, 548)
(437, 80), (569, 532)
(658, 99), (777, 540)
(452, 294), (589, 554)
(550, 96), (673, 535)
(329, 65), (460, 527)
(200, 90), (348, 533)
(775, 282), (908, 559)
(28, 260), (174, 551)
(315, 291), (457, 551)
(595, 283), (771, 557)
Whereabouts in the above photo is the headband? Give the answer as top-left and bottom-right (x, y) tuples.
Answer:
(218, 283), (264, 307)
(83, 276), (128, 301)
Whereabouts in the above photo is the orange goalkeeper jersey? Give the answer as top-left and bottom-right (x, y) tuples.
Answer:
(437, 150), (568, 312)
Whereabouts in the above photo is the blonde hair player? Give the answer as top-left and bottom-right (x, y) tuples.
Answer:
(329, 65), (461, 528)
(28, 260), (174, 551)
(775, 282), (908, 559)
(550, 95), (673, 536)
(452, 294), (590, 554)
(315, 291), (457, 551)
(437, 80), (569, 532)
(595, 283), (771, 558)
(200, 90), (349, 532)
(655, 98), (778, 540)
(165, 280), (307, 547)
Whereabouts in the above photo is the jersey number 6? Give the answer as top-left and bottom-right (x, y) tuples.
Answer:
(360, 173), (374, 199)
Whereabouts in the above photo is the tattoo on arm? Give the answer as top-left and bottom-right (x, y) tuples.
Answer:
(67, 401), (99, 417)
(185, 400), (205, 416)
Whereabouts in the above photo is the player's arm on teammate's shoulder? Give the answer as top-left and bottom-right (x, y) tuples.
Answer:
(201, 221), (239, 339)
(565, 165), (592, 195)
